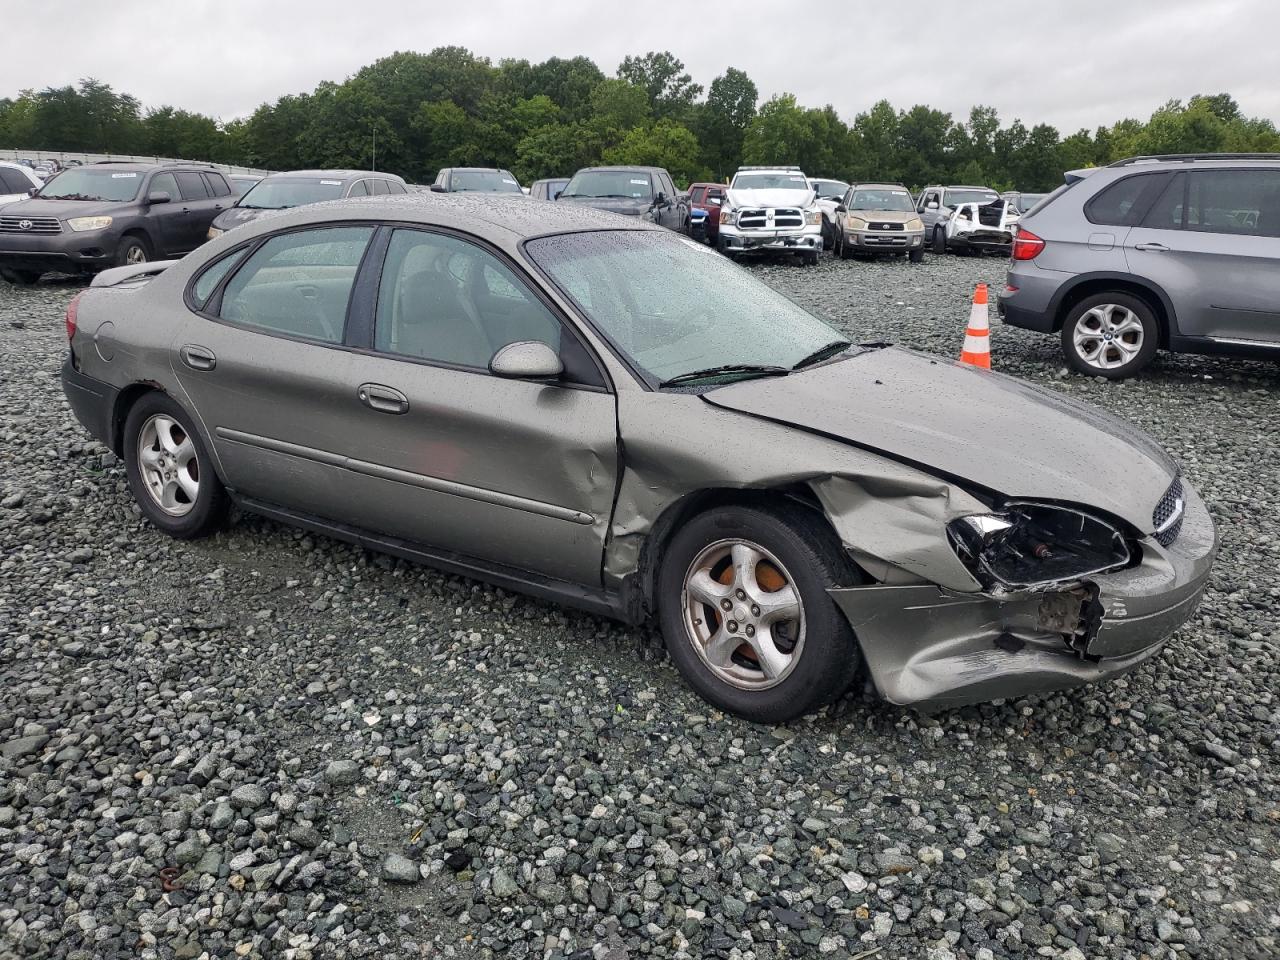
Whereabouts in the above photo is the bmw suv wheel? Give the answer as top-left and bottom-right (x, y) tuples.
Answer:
(1061, 293), (1158, 379)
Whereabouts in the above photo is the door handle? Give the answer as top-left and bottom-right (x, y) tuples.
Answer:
(357, 383), (409, 415)
(180, 344), (216, 371)
(1134, 242), (1170, 251)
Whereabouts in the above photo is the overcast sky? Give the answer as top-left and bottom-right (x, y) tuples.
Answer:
(5, 0), (1277, 131)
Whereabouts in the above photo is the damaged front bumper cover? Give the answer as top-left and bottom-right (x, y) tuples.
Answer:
(828, 484), (1217, 709)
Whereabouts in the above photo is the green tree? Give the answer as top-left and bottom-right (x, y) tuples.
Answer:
(696, 67), (757, 180)
(602, 119), (707, 185)
(616, 51), (703, 121)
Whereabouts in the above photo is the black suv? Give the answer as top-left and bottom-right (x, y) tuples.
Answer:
(0, 161), (236, 284)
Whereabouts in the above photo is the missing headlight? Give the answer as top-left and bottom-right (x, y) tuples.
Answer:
(948, 503), (1130, 592)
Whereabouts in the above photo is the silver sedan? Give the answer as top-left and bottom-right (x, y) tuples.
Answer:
(60, 194), (1217, 721)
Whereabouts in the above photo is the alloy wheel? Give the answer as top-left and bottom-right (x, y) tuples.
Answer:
(1073, 303), (1145, 371)
(681, 539), (806, 690)
(137, 414), (200, 516)
(125, 243), (148, 265)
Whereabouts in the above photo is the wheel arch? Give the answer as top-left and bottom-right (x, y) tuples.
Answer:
(1051, 273), (1178, 348)
(630, 484), (857, 619)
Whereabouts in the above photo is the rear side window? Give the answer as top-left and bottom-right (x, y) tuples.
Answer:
(1140, 173), (1186, 230)
(370, 179), (390, 196)
(348, 180), (369, 197)
(191, 248), (249, 309)
(1187, 169), (1280, 237)
(1085, 172), (1170, 226)
(175, 172), (210, 200)
(203, 173), (233, 197)
(217, 226), (374, 343)
(386, 181), (405, 195)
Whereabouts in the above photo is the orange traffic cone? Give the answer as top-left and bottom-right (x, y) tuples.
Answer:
(960, 283), (992, 369)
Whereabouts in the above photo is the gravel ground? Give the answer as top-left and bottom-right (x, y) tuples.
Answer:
(1, 254), (1278, 960)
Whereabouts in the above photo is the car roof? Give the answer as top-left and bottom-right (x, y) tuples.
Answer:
(264, 169), (402, 182)
(447, 167), (514, 173)
(226, 193), (663, 243)
(850, 182), (908, 190)
(575, 166), (666, 175)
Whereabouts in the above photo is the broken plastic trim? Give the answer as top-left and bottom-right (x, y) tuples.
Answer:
(947, 502), (1130, 593)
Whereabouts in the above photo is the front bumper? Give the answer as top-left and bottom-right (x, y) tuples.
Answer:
(849, 229), (924, 251)
(0, 227), (120, 273)
(61, 353), (119, 451)
(719, 224), (821, 254)
(830, 483), (1217, 709)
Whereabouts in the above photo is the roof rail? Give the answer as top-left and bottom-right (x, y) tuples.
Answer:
(736, 165), (803, 172)
(1108, 153), (1280, 167)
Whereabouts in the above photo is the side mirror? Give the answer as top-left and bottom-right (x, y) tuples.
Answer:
(835, 204), (847, 213)
(654, 191), (666, 206)
(27, 188), (38, 197)
(488, 340), (563, 380)
(926, 200), (939, 209)
(553, 190), (562, 200)
(429, 183), (446, 193)
(148, 191), (172, 204)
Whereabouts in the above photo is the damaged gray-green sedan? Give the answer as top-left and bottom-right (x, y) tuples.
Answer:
(60, 195), (1217, 722)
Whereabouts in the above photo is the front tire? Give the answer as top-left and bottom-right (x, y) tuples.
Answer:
(124, 392), (228, 539)
(932, 228), (947, 254)
(1061, 293), (1159, 379)
(658, 504), (862, 723)
(115, 234), (151, 268)
(909, 247), (924, 263)
(801, 250), (819, 267)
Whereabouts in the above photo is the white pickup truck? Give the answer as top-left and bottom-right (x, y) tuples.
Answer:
(716, 166), (824, 265)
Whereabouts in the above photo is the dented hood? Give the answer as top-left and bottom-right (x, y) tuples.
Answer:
(703, 346), (1177, 532)
(727, 187), (813, 209)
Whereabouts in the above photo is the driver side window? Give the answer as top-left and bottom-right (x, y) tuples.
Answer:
(373, 229), (561, 370)
(218, 226), (373, 343)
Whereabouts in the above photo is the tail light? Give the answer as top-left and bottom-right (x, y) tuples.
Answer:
(1011, 228), (1045, 261)
(65, 291), (84, 342)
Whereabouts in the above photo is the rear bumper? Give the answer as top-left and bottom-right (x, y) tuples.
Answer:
(830, 483), (1217, 710)
(949, 229), (1013, 252)
(997, 265), (1063, 332)
(61, 354), (119, 450)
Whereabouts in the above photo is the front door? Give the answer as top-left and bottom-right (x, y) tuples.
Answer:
(146, 172), (190, 256)
(336, 226), (618, 586)
(1125, 167), (1280, 342)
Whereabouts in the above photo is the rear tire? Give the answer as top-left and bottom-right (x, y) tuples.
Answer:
(123, 392), (228, 539)
(1061, 292), (1159, 380)
(717, 237), (739, 262)
(0, 268), (42, 285)
(932, 228), (947, 254)
(658, 504), (863, 723)
(115, 234), (151, 269)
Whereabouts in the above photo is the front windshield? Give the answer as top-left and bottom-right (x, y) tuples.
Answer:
(451, 170), (522, 193)
(946, 189), (999, 207)
(733, 172), (810, 191)
(813, 180), (849, 199)
(850, 188), (916, 212)
(562, 170), (652, 200)
(238, 178), (346, 209)
(37, 169), (142, 202)
(526, 231), (848, 384)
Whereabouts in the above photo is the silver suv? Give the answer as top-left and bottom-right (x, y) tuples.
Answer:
(999, 154), (1280, 378)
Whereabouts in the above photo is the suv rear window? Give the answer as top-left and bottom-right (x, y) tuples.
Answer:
(1085, 172), (1171, 226)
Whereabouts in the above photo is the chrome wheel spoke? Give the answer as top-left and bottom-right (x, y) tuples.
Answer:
(755, 584), (800, 625)
(749, 628), (792, 680)
(687, 569), (731, 607)
(730, 543), (762, 594)
(703, 625), (741, 669)
(176, 468), (200, 502)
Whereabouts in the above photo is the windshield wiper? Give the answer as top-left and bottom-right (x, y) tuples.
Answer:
(660, 364), (790, 387)
(792, 340), (852, 370)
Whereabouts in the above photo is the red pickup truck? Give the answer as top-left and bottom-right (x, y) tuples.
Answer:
(686, 182), (728, 243)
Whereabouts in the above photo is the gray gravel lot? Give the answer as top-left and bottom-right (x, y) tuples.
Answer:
(1, 253), (1278, 960)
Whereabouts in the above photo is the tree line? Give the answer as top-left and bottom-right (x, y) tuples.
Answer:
(2, 50), (1278, 191)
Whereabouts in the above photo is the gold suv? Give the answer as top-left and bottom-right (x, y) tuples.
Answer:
(833, 182), (926, 261)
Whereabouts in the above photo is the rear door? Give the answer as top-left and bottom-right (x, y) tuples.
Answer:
(172, 225), (377, 521)
(336, 226), (618, 585)
(146, 172), (190, 256)
(174, 171), (219, 250)
(1125, 167), (1280, 342)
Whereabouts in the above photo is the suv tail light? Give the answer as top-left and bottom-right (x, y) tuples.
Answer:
(1011, 228), (1045, 261)
(65, 291), (84, 342)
